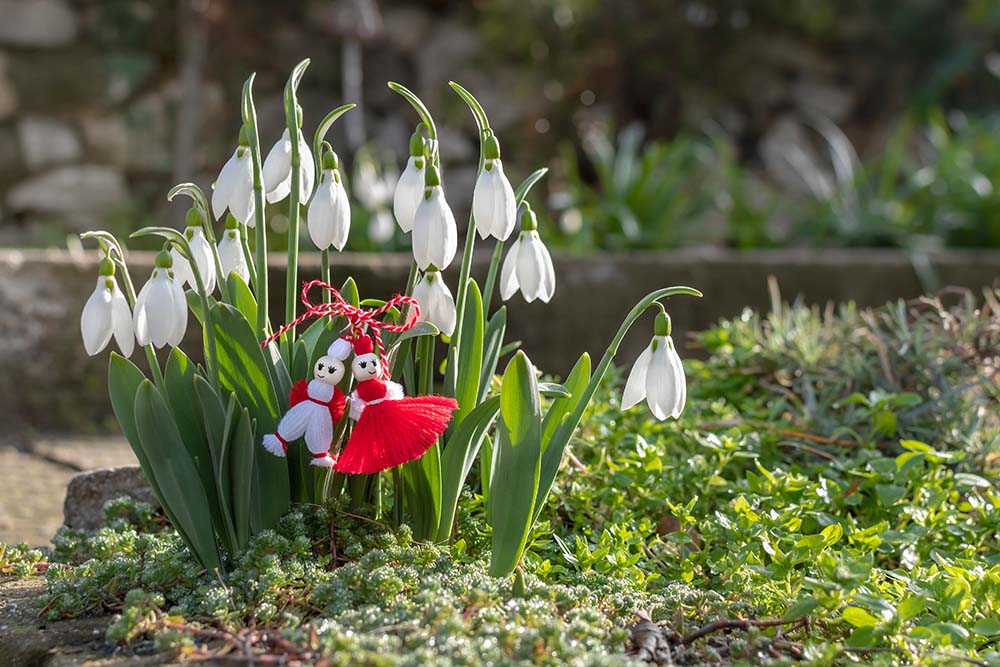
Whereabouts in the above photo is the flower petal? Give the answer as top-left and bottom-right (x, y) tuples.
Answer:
(393, 157), (423, 233)
(188, 229), (217, 294)
(80, 277), (113, 355)
(212, 148), (241, 220)
(621, 340), (654, 410)
(536, 237), (556, 303)
(517, 233), (544, 302)
(493, 162), (518, 241)
(307, 173), (336, 249)
(645, 336), (676, 421)
(330, 182), (351, 251)
(668, 339), (687, 418)
(231, 153), (257, 226)
(472, 165), (496, 240)
(167, 277), (189, 347)
(263, 129), (292, 202)
(110, 283), (135, 357)
(499, 237), (521, 301)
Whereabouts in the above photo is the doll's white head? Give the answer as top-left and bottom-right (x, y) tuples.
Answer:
(313, 338), (352, 386)
(351, 352), (381, 381)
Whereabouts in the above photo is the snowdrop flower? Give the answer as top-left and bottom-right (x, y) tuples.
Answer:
(411, 269), (456, 336)
(412, 166), (457, 271)
(622, 310), (686, 421)
(500, 205), (555, 303)
(393, 128), (426, 233)
(133, 249), (188, 349)
(217, 214), (250, 284)
(170, 208), (216, 294)
(262, 113), (315, 204)
(472, 132), (516, 240)
(368, 209), (395, 244)
(212, 126), (256, 226)
(307, 147), (351, 251)
(354, 150), (394, 211)
(80, 256), (134, 357)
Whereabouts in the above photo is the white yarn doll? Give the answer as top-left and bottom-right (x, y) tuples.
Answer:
(262, 338), (352, 467)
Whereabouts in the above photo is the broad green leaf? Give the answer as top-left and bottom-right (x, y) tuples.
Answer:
(208, 301), (288, 528)
(133, 380), (221, 571)
(538, 383), (571, 398)
(842, 606), (880, 628)
(108, 354), (165, 506)
(435, 396), (501, 543)
(163, 348), (228, 552)
(229, 406), (255, 549)
(478, 307), (506, 402)
(490, 351), (542, 577)
(226, 273), (258, 327)
(193, 376), (238, 553)
(533, 353), (591, 520)
(454, 279), (484, 427)
(782, 597), (819, 622)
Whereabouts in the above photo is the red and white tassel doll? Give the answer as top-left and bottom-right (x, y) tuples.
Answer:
(334, 335), (458, 474)
(262, 338), (351, 467)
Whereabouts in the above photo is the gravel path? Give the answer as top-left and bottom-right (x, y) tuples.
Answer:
(0, 435), (136, 547)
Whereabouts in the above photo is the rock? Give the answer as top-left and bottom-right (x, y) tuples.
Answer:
(17, 116), (81, 171)
(79, 114), (129, 164)
(628, 613), (672, 665)
(6, 165), (128, 230)
(63, 466), (156, 531)
(0, 53), (19, 121)
(0, 0), (78, 48)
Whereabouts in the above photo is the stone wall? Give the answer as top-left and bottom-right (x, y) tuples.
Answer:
(2, 248), (997, 432)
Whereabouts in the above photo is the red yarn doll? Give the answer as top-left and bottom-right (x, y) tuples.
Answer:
(334, 335), (458, 474)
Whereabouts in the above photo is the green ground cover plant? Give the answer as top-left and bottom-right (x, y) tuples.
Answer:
(4, 289), (998, 665)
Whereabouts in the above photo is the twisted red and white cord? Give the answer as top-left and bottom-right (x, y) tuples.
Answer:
(261, 280), (420, 378)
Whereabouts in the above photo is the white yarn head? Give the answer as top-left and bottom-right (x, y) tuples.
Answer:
(351, 352), (381, 382)
(313, 355), (345, 386)
(327, 337), (353, 361)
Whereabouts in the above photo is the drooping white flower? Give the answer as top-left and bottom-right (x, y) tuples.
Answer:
(499, 206), (555, 303)
(412, 166), (457, 271)
(170, 209), (216, 294)
(354, 151), (394, 211)
(80, 256), (134, 357)
(262, 126), (315, 204)
(307, 149), (351, 251)
(133, 250), (189, 349)
(472, 133), (516, 240)
(217, 215), (250, 284)
(393, 128), (426, 233)
(212, 127), (256, 226)
(411, 269), (456, 336)
(622, 311), (686, 421)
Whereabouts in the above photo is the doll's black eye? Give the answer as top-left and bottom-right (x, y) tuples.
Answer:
(359, 361), (367, 369)
(317, 363), (324, 371)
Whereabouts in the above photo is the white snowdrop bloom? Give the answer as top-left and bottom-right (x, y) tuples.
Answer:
(472, 133), (516, 240)
(212, 128), (256, 226)
(368, 208), (395, 244)
(262, 125), (315, 204)
(307, 149), (351, 251)
(411, 269), (456, 336)
(217, 215), (250, 284)
(393, 129), (426, 233)
(621, 311), (687, 421)
(133, 250), (189, 349)
(499, 206), (555, 303)
(170, 210), (216, 294)
(354, 152), (394, 210)
(412, 166), (457, 271)
(80, 256), (134, 357)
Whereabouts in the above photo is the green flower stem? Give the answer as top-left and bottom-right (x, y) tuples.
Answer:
(130, 226), (222, 392)
(241, 73), (270, 340)
(387, 82), (437, 141)
(167, 183), (230, 302)
(239, 223), (257, 291)
(282, 59), (310, 353)
(81, 231), (164, 387)
(481, 240), (504, 317)
(417, 333), (434, 395)
(391, 466), (403, 527)
(320, 249), (331, 301)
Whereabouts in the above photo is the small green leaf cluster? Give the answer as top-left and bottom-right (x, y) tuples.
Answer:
(0, 542), (46, 577)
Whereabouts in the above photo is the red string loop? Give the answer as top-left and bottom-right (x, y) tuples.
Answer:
(261, 280), (420, 378)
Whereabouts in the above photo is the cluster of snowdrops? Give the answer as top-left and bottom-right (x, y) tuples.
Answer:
(76, 59), (699, 577)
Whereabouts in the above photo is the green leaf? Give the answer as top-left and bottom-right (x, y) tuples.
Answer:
(490, 351), (542, 577)
(782, 597), (819, 622)
(228, 406), (255, 549)
(435, 396), (501, 543)
(454, 279), (484, 426)
(226, 273), (258, 327)
(193, 376), (238, 552)
(208, 301), (288, 528)
(133, 380), (221, 571)
(533, 353), (591, 520)
(537, 383), (571, 398)
(479, 307), (506, 401)
(842, 606), (880, 628)
(108, 354), (165, 506)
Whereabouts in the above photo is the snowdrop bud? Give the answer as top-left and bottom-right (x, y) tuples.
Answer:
(307, 147), (351, 251)
(393, 128), (427, 233)
(473, 133), (517, 241)
(499, 206), (556, 303)
(170, 209), (217, 294)
(133, 249), (189, 349)
(262, 122), (315, 204)
(412, 165), (458, 271)
(411, 269), (456, 336)
(217, 214), (250, 284)
(212, 126), (256, 226)
(80, 256), (134, 357)
(622, 309), (686, 421)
